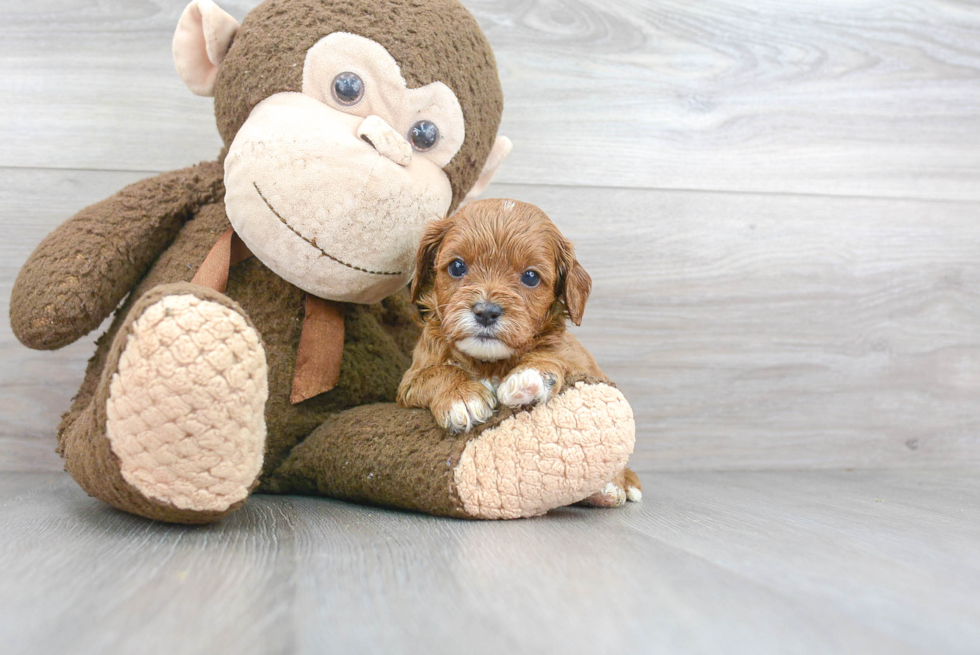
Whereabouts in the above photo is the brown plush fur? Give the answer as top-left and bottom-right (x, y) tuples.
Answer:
(265, 372), (615, 517)
(398, 199), (604, 430)
(55, 176), (421, 486)
(213, 0), (503, 211)
(9, 0), (501, 522)
(9, 0), (633, 523)
(59, 282), (258, 524)
(10, 161), (225, 351)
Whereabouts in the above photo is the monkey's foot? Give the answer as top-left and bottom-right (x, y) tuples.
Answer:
(453, 381), (635, 519)
(105, 290), (268, 513)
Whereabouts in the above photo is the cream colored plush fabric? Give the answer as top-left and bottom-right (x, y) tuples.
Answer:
(356, 115), (413, 167)
(224, 92), (453, 304)
(303, 32), (466, 168)
(223, 32), (476, 305)
(172, 0), (240, 97)
(454, 382), (635, 519)
(105, 294), (268, 512)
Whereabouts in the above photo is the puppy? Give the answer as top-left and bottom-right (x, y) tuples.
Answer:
(398, 198), (643, 507)
(397, 198), (605, 433)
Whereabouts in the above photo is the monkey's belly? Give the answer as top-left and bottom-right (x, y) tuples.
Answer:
(224, 256), (416, 480)
(120, 200), (417, 480)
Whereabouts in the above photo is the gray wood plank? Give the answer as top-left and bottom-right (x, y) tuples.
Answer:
(2, 0), (980, 200)
(1, 469), (977, 654)
(624, 468), (980, 654)
(5, 168), (980, 472)
(488, 184), (980, 471)
(479, 0), (980, 200)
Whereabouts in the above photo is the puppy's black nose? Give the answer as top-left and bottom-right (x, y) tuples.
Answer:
(472, 301), (503, 327)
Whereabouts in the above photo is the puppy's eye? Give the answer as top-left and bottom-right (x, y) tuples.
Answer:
(332, 72), (364, 106)
(409, 120), (439, 152)
(447, 259), (468, 279)
(521, 270), (541, 288)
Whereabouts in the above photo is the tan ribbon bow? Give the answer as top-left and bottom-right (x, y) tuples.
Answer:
(191, 228), (345, 404)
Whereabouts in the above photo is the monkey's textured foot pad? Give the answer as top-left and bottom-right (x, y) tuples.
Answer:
(105, 294), (268, 512)
(453, 382), (635, 519)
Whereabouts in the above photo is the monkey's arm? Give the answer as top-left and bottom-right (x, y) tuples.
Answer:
(501, 335), (642, 507)
(11, 160), (224, 350)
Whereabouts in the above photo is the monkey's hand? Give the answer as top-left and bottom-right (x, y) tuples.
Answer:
(11, 161), (223, 350)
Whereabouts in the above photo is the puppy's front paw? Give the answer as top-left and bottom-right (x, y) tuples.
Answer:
(497, 368), (555, 408)
(431, 382), (497, 433)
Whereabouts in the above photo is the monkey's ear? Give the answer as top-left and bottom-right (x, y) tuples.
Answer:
(173, 0), (240, 97)
(462, 136), (513, 203)
(557, 245), (592, 327)
(410, 217), (454, 305)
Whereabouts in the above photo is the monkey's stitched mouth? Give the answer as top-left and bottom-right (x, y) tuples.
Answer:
(252, 182), (402, 277)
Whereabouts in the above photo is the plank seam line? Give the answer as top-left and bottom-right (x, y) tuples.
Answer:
(2, 165), (978, 206)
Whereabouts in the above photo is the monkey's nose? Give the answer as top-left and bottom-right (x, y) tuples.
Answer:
(472, 302), (504, 327)
(357, 115), (412, 167)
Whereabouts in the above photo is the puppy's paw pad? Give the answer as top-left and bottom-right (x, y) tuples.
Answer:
(498, 368), (551, 407)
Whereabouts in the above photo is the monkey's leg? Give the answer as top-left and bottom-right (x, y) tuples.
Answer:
(59, 283), (268, 524)
(266, 378), (635, 519)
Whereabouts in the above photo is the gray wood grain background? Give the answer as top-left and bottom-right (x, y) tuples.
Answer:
(3, 2), (980, 653)
(3, 0), (979, 472)
(3, 470), (979, 655)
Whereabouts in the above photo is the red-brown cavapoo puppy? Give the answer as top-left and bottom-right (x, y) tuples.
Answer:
(397, 198), (641, 506)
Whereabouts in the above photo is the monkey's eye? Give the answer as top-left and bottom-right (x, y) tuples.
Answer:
(332, 72), (364, 106)
(409, 120), (440, 152)
(447, 259), (468, 279)
(521, 270), (541, 288)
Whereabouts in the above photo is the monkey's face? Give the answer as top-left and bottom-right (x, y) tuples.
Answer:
(172, 0), (510, 305)
(224, 33), (464, 304)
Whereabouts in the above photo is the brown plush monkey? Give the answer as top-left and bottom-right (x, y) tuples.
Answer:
(9, 0), (636, 524)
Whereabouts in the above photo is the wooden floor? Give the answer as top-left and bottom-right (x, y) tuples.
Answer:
(2, 468), (979, 654)
(2, 0), (980, 653)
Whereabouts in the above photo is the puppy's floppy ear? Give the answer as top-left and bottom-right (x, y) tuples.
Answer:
(555, 238), (592, 326)
(410, 217), (454, 304)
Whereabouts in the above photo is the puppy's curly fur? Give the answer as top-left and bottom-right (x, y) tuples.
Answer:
(397, 198), (604, 432)
(397, 198), (642, 506)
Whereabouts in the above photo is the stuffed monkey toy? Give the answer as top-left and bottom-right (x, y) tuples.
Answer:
(10, 0), (636, 524)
